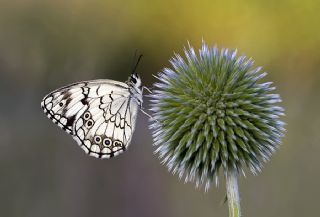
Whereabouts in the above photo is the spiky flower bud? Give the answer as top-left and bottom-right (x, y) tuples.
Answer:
(149, 42), (285, 190)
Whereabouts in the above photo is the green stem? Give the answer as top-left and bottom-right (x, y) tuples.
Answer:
(226, 170), (241, 217)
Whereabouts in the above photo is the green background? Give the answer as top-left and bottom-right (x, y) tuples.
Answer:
(0, 0), (319, 216)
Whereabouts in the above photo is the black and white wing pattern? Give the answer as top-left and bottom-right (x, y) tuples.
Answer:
(41, 79), (141, 158)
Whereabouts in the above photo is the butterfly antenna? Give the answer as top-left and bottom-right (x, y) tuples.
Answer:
(132, 54), (143, 75)
(131, 49), (138, 71)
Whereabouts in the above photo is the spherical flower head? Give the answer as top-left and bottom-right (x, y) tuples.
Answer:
(149, 42), (285, 190)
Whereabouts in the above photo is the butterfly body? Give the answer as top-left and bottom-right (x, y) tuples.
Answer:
(41, 74), (143, 159)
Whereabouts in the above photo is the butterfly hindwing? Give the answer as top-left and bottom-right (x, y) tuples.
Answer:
(73, 96), (139, 158)
(41, 79), (141, 158)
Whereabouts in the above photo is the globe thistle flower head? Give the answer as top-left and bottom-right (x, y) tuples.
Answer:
(149, 42), (285, 190)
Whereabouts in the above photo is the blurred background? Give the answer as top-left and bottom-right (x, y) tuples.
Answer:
(0, 0), (319, 216)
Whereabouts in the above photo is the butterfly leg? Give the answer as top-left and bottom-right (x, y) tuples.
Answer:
(140, 108), (153, 119)
(142, 86), (152, 94)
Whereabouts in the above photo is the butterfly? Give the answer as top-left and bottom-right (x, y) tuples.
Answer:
(41, 55), (151, 159)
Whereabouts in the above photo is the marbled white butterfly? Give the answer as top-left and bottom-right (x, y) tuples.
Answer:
(41, 55), (150, 158)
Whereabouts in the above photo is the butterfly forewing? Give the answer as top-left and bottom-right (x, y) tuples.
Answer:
(41, 79), (141, 158)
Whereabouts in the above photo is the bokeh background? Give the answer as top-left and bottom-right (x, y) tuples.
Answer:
(1, 0), (319, 216)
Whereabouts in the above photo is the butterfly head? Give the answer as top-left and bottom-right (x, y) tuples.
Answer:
(128, 53), (143, 89)
(129, 73), (142, 89)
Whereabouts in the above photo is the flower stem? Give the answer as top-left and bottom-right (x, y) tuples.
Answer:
(226, 170), (241, 217)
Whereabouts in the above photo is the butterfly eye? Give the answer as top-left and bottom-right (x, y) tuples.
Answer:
(94, 136), (101, 144)
(86, 119), (94, 128)
(132, 77), (137, 84)
(103, 138), (112, 147)
(84, 112), (91, 120)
